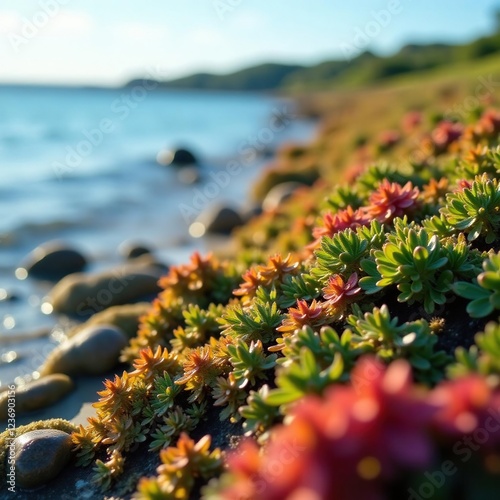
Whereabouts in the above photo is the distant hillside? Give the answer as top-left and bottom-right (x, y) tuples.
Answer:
(126, 28), (500, 92)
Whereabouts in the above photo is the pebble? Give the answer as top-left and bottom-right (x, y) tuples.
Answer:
(49, 264), (163, 316)
(118, 241), (152, 260)
(157, 147), (198, 167)
(39, 325), (128, 377)
(18, 241), (87, 281)
(0, 374), (74, 421)
(14, 429), (73, 489)
(194, 204), (244, 236)
(262, 182), (305, 212)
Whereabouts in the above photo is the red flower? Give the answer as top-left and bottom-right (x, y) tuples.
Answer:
(310, 207), (369, 249)
(378, 130), (401, 149)
(402, 111), (423, 133)
(456, 179), (472, 191)
(220, 358), (438, 500)
(322, 273), (361, 318)
(478, 109), (500, 137)
(277, 299), (329, 334)
(365, 180), (419, 223)
(431, 121), (464, 152)
(430, 376), (500, 446)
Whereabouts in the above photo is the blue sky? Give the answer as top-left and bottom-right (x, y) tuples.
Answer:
(0, 0), (499, 85)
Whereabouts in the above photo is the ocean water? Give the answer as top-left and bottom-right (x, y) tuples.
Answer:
(0, 85), (315, 387)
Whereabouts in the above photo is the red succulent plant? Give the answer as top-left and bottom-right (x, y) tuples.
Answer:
(312, 207), (370, 242)
(220, 357), (438, 500)
(365, 179), (419, 223)
(277, 299), (330, 335)
(322, 272), (361, 316)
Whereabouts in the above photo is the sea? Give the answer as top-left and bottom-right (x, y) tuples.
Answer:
(0, 85), (315, 389)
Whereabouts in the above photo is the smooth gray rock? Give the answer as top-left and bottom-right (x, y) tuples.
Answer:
(157, 147), (198, 167)
(262, 182), (305, 212)
(49, 264), (163, 316)
(14, 429), (73, 489)
(196, 204), (244, 235)
(118, 241), (152, 260)
(39, 325), (128, 377)
(0, 374), (74, 421)
(19, 241), (87, 281)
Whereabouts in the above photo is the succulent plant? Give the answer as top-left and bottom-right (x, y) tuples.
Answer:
(441, 173), (500, 243)
(136, 434), (222, 500)
(454, 251), (500, 317)
(227, 339), (277, 389)
(212, 373), (247, 422)
(360, 222), (456, 313)
(219, 294), (284, 344)
(92, 449), (125, 491)
(150, 372), (182, 418)
(266, 348), (346, 405)
(449, 320), (500, 377)
(347, 304), (450, 382)
(239, 384), (280, 435)
(312, 227), (371, 282)
(365, 179), (419, 223)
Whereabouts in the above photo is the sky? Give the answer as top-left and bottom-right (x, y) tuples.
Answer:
(0, 0), (499, 86)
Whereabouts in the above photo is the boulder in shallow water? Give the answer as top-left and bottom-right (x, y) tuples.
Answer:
(14, 429), (73, 489)
(18, 241), (87, 281)
(49, 263), (163, 316)
(262, 182), (305, 212)
(0, 374), (74, 421)
(177, 165), (201, 184)
(39, 325), (128, 377)
(157, 147), (198, 167)
(194, 204), (244, 236)
(118, 241), (152, 260)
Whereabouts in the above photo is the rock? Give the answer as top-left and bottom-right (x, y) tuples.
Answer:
(195, 204), (244, 236)
(14, 429), (73, 489)
(157, 147), (198, 167)
(0, 374), (74, 421)
(241, 204), (263, 222)
(0, 288), (20, 302)
(18, 241), (87, 281)
(39, 325), (128, 377)
(177, 165), (201, 184)
(118, 241), (152, 260)
(262, 182), (304, 212)
(129, 254), (169, 274)
(49, 264), (163, 316)
(66, 303), (151, 340)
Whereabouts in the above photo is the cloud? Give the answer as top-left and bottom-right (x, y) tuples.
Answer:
(0, 11), (21, 34)
(231, 11), (268, 31)
(188, 27), (225, 47)
(113, 22), (168, 42)
(0, 9), (94, 38)
(43, 11), (94, 37)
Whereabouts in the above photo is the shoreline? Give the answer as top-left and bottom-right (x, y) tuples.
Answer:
(0, 89), (318, 390)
